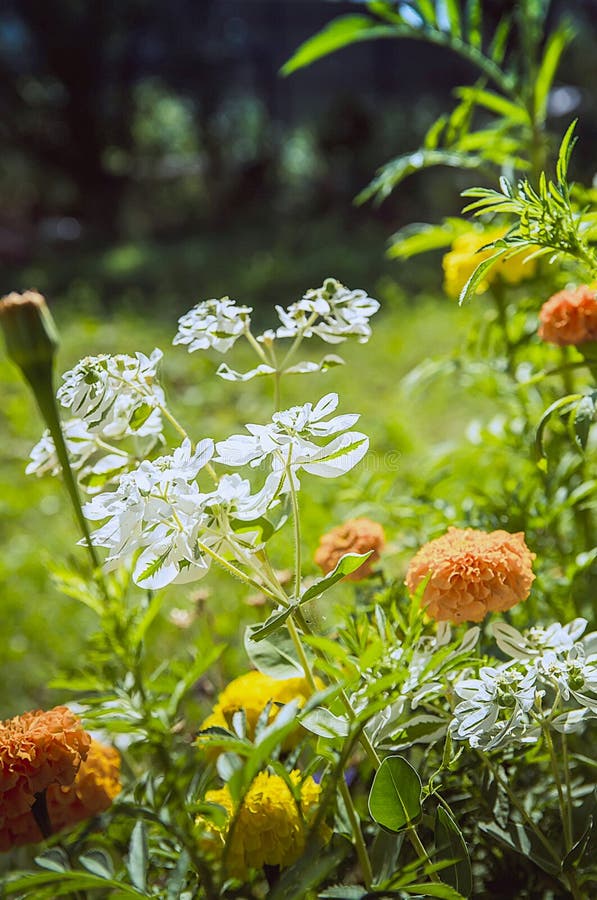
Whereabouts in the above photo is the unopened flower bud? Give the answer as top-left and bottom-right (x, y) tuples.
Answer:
(0, 291), (59, 384)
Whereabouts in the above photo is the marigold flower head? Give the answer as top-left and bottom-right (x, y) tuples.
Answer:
(314, 517), (385, 581)
(538, 285), (597, 346)
(442, 228), (537, 299)
(198, 770), (327, 877)
(405, 527), (535, 624)
(0, 706), (90, 829)
(198, 671), (314, 749)
(47, 739), (121, 832)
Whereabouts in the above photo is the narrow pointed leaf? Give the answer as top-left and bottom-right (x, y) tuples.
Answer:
(301, 552), (373, 603)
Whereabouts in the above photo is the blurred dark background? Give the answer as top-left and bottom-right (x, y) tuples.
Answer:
(1, 0), (596, 313)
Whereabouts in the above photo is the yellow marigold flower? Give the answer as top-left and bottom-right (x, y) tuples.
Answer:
(442, 228), (537, 299)
(314, 517), (385, 581)
(405, 527), (535, 624)
(47, 739), (121, 832)
(0, 706), (90, 825)
(538, 285), (597, 346)
(198, 671), (314, 746)
(198, 770), (327, 877)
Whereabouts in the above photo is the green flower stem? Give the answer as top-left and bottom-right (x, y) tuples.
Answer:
(33, 376), (103, 577)
(244, 327), (271, 365)
(279, 311), (319, 372)
(196, 540), (285, 605)
(561, 733), (574, 845)
(286, 615), (317, 692)
(287, 457), (302, 602)
(339, 778), (374, 890)
(542, 721), (572, 852)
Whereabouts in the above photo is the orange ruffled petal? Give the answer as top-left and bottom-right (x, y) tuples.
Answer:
(405, 527), (535, 624)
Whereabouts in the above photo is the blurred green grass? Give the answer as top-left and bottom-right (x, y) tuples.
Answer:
(0, 282), (485, 717)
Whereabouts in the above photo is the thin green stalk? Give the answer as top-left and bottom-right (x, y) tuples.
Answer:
(542, 722), (572, 851)
(339, 778), (373, 890)
(33, 377), (103, 578)
(197, 540), (284, 605)
(244, 327), (271, 365)
(561, 733), (574, 852)
(286, 615), (317, 692)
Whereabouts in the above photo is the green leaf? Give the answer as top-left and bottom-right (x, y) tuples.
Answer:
(435, 807), (473, 897)
(78, 849), (114, 880)
(300, 707), (350, 738)
(562, 815), (593, 871)
(454, 87), (529, 124)
(368, 755), (422, 832)
(358, 149), (483, 205)
(400, 884), (467, 899)
(573, 394), (595, 451)
(127, 820), (148, 891)
(244, 623), (306, 678)
(167, 849), (191, 900)
(535, 393), (583, 458)
(466, 0), (482, 48)
(534, 24), (575, 124)
(479, 821), (561, 875)
(556, 119), (578, 189)
(442, 0), (462, 39)
(4, 872), (147, 897)
(388, 219), (467, 260)
(301, 552), (373, 603)
(281, 16), (396, 76)
(458, 247), (510, 305)
(319, 887), (367, 900)
(249, 604), (294, 641)
(34, 848), (70, 873)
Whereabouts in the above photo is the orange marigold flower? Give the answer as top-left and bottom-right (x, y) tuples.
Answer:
(405, 527), (535, 624)
(0, 706), (90, 827)
(47, 739), (121, 832)
(314, 517), (385, 581)
(0, 809), (44, 853)
(538, 285), (597, 346)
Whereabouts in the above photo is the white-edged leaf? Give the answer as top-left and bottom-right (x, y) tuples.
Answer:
(301, 552), (373, 603)
(301, 707), (350, 738)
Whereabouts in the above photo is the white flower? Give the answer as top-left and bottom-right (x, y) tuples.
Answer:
(27, 419), (97, 477)
(535, 648), (597, 714)
(83, 438), (215, 589)
(56, 350), (165, 438)
(493, 619), (589, 659)
(27, 418), (131, 488)
(274, 278), (380, 344)
(214, 392), (368, 491)
(451, 664), (538, 750)
(201, 473), (277, 522)
(173, 297), (252, 353)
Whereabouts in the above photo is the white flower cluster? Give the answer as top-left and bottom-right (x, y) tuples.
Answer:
(451, 618), (597, 750)
(215, 392), (368, 492)
(28, 350), (165, 488)
(173, 297), (252, 353)
(171, 280), (379, 382)
(83, 439), (215, 590)
(82, 392), (367, 589)
(274, 278), (380, 344)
